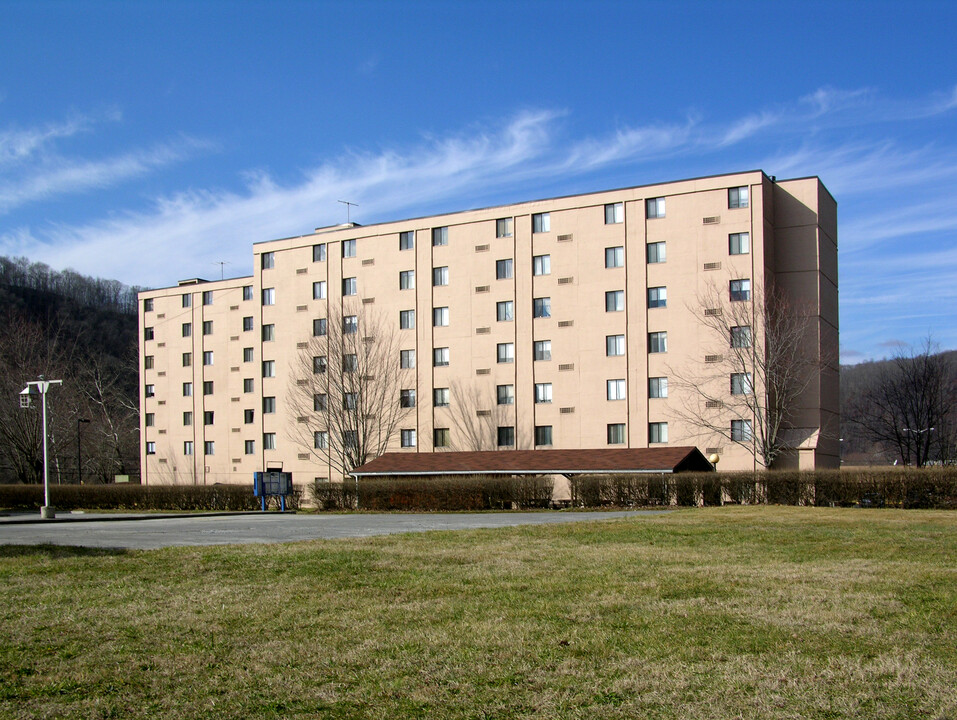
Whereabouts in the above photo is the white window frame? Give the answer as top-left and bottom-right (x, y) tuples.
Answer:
(605, 290), (624, 312)
(497, 343), (514, 364)
(649, 422), (669, 444)
(648, 286), (667, 309)
(646, 197), (666, 219)
(532, 213), (550, 233)
(606, 379), (626, 401)
(649, 377), (668, 399)
(534, 340), (551, 361)
(606, 334), (625, 356)
(604, 202), (623, 224)
(532, 254), (551, 276)
(433, 307), (449, 327)
(648, 331), (668, 354)
(605, 246), (624, 268)
(534, 382), (553, 404)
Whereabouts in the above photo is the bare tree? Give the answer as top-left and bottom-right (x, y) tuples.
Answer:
(671, 280), (825, 468)
(447, 379), (530, 451)
(288, 305), (409, 475)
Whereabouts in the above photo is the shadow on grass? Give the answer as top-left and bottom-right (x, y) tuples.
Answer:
(0, 544), (129, 558)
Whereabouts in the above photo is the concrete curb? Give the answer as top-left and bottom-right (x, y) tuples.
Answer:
(0, 511), (293, 525)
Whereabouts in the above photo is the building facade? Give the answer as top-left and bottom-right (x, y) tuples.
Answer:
(138, 170), (839, 485)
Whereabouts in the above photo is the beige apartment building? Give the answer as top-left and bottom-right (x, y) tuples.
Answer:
(138, 170), (839, 486)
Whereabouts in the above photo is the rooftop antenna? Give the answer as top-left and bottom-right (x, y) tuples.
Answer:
(338, 200), (358, 223)
(214, 261), (230, 280)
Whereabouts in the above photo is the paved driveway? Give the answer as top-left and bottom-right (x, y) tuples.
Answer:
(0, 510), (668, 550)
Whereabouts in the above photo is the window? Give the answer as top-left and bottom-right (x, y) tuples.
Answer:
(399, 231), (414, 250)
(496, 301), (514, 322)
(649, 422), (668, 443)
(400, 350), (416, 369)
(532, 254), (551, 276)
(433, 307), (449, 327)
(262, 360), (275, 377)
(203, 381), (214, 396)
(261, 324), (275, 342)
(342, 239), (356, 258)
(648, 331), (668, 353)
(313, 243), (326, 262)
(343, 431), (358, 448)
(243, 285), (253, 301)
(646, 197), (666, 219)
(204, 441), (215, 456)
(203, 411), (214, 426)
(342, 354), (358, 372)
(244, 378), (254, 393)
(433, 387), (450, 407)
(400, 389), (416, 408)
(731, 373), (753, 395)
(145, 412), (155, 427)
(647, 241), (666, 264)
(607, 423), (626, 445)
(433, 347), (449, 367)
(313, 281), (327, 300)
(607, 379), (626, 401)
(261, 288), (275, 305)
(399, 270), (415, 290)
(534, 383), (552, 404)
(202, 290), (213, 305)
(314, 431), (328, 449)
(432, 266), (449, 286)
(243, 347), (254, 362)
(314, 394), (327, 411)
(533, 297), (551, 318)
(182, 382), (192, 397)
(731, 325), (752, 348)
(606, 334), (626, 356)
(313, 356), (327, 374)
(144, 298), (153, 312)
(605, 246), (624, 268)
(182, 322), (192, 337)
(730, 279), (751, 302)
(144, 355), (154, 370)
(605, 202), (623, 224)
(263, 396), (276, 414)
(263, 433), (276, 450)
(497, 384), (514, 405)
(496, 259), (513, 279)
(313, 318), (327, 336)
(497, 343), (514, 363)
(605, 290), (624, 312)
(245, 440), (255, 455)
(203, 320), (213, 335)
(534, 340), (551, 361)
(497, 426), (515, 447)
(532, 213), (550, 233)
(183, 411), (192, 426)
(401, 429), (416, 448)
(535, 425), (553, 446)
(729, 232), (750, 255)
(146, 441), (156, 455)
(728, 186), (749, 209)
(732, 419), (753, 442)
(433, 428), (450, 447)
(182, 293), (192, 308)
(261, 252), (275, 269)
(343, 315), (358, 334)
(203, 350), (214, 366)
(182, 352), (192, 367)
(242, 317), (253, 332)
(432, 227), (448, 246)
(244, 409), (254, 424)
(342, 277), (357, 296)
(400, 310), (415, 329)
(343, 392), (357, 410)
(184, 441), (193, 456)
(648, 287), (667, 309)
(649, 377), (668, 399)
(496, 218), (513, 238)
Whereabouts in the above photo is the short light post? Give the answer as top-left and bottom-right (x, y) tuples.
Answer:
(77, 418), (90, 484)
(20, 377), (63, 519)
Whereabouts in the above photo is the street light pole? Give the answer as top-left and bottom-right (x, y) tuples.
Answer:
(20, 377), (63, 519)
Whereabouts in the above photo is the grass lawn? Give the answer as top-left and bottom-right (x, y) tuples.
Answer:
(1, 507), (955, 719)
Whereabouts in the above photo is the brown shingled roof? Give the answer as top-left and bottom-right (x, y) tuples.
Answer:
(351, 447), (713, 476)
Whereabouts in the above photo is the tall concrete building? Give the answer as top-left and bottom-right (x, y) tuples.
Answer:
(138, 170), (838, 485)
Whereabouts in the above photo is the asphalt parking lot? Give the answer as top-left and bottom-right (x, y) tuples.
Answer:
(0, 510), (668, 550)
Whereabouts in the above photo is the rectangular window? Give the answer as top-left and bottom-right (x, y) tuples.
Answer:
(399, 231), (414, 250)
(535, 425), (553, 446)
(730, 279), (751, 302)
(183, 411), (192, 426)
(261, 288), (275, 305)
(203, 321), (213, 336)
(399, 270), (415, 290)
(433, 428), (450, 448)
(648, 287), (667, 309)
(497, 384), (514, 405)
(729, 232), (750, 255)
(649, 377), (668, 399)
(648, 331), (668, 353)
(497, 426), (515, 447)
(604, 202), (623, 224)
(203, 350), (214, 365)
(496, 218), (513, 238)
(432, 266), (449, 286)
(497, 342), (514, 363)
(607, 423), (626, 445)
(313, 243), (326, 262)
(203, 411), (214, 426)
(433, 347), (449, 367)
(182, 322), (192, 337)
(343, 315), (358, 334)
(184, 441), (193, 456)
(314, 394), (327, 411)
(534, 382), (552, 403)
(401, 429), (416, 448)
(263, 396), (276, 413)
(606, 379), (626, 401)
(242, 317), (253, 332)
(496, 301), (513, 322)
(732, 419), (753, 442)
(400, 389), (417, 408)
(144, 355), (154, 370)
(244, 378), (254, 393)
(606, 334), (625, 356)
(649, 422), (668, 443)
(605, 246), (624, 268)
(145, 441), (156, 455)
(244, 409), (255, 424)
(433, 307), (449, 327)
(313, 318), (327, 336)
(533, 297), (551, 318)
(342, 239), (356, 258)
(433, 387), (450, 407)
(261, 252), (275, 269)
(182, 382), (192, 397)
(605, 290), (624, 312)
(204, 441), (215, 456)
(344, 431), (358, 448)
(261, 324), (274, 342)
(203, 381), (214, 396)
(243, 285), (253, 301)
(400, 310), (415, 329)
(182, 293), (192, 308)
(731, 372), (753, 395)
(313, 356), (327, 374)
(144, 298), (153, 312)
(313, 281), (327, 300)
(532, 213), (550, 233)
(731, 325), (752, 348)
(342, 277), (357, 296)
(314, 431), (328, 449)
(245, 440), (255, 455)
(202, 290), (213, 306)
(647, 241), (666, 264)
(400, 349), (416, 369)
(342, 354), (358, 372)
(646, 197), (666, 219)
(243, 347), (254, 362)
(145, 412), (155, 427)
(496, 259), (513, 280)
(181, 352), (191, 368)
(262, 360), (275, 377)
(263, 433), (276, 450)
(532, 255), (551, 276)
(728, 186), (749, 209)
(432, 227), (448, 247)
(534, 340), (551, 361)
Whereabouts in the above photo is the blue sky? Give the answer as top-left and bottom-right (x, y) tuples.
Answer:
(1, 0), (955, 363)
